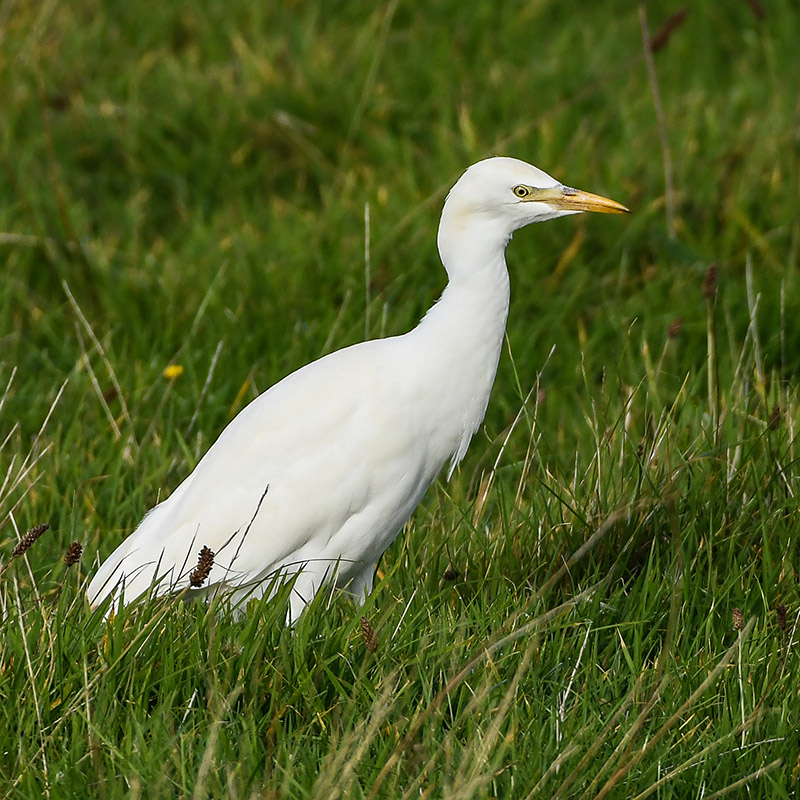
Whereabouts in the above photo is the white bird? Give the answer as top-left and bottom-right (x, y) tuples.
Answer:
(88, 157), (628, 622)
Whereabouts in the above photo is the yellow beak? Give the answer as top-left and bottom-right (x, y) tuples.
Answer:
(534, 186), (630, 214)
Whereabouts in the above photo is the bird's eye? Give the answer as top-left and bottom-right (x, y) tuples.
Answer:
(513, 185), (531, 198)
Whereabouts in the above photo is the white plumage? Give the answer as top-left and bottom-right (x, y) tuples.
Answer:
(88, 157), (628, 622)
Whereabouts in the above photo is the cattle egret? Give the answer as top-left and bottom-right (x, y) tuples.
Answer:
(88, 157), (628, 622)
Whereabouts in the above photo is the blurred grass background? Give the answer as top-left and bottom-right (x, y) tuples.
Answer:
(1, 1), (798, 797)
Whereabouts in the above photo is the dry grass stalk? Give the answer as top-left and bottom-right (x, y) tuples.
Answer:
(639, 5), (675, 237)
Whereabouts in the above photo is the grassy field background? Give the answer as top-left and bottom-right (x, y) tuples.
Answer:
(1, 1), (798, 797)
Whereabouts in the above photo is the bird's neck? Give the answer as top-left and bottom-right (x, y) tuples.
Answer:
(429, 214), (513, 363)
(410, 220), (512, 468)
(424, 253), (511, 349)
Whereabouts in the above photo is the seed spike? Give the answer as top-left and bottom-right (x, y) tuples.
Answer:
(189, 546), (215, 588)
(360, 616), (378, 653)
(11, 523), (50, 558)
(64, 541), (83, 567)
(667, 316), (683, 339)
(702, 263), (718, 301)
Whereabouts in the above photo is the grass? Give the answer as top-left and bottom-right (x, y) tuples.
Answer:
(1, 0), (799, 797)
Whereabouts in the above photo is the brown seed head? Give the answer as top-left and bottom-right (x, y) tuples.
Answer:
(11, 523), (50, 558)
(775, 604), (787, 632)
(744, 0), (766, 21)
(732, 607), (744, 631)
(64, 541), (83, 567)
(360, 616), (378, 653)
(702, 264), (718, 301)
(768, 405), (781, 431)
(667, 316), (683, 339)
(443, 567), (459, 581)
(650, 8), (689, 53)
(189, 545), (215, 588)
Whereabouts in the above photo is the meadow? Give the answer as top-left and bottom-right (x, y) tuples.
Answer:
(1, 1), (798, 797)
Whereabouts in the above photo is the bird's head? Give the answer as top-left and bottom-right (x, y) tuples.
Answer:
(440, 156), (629, 243)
